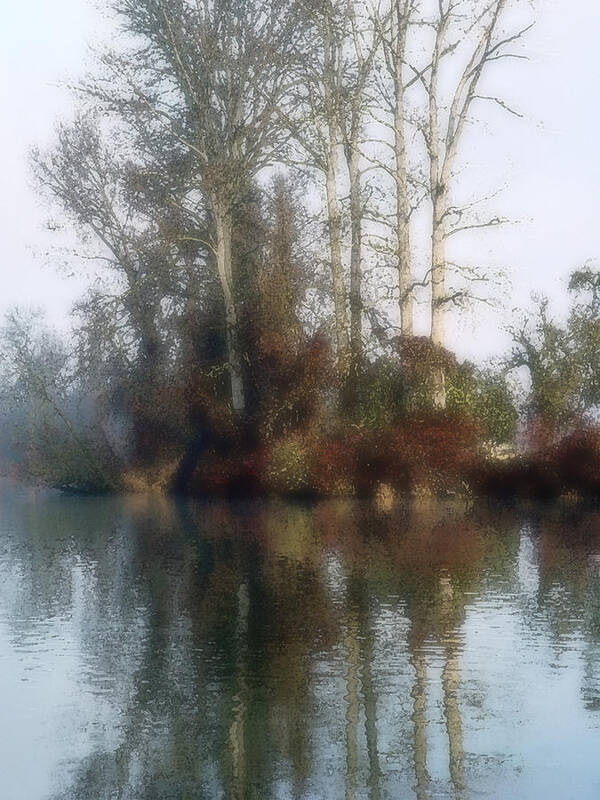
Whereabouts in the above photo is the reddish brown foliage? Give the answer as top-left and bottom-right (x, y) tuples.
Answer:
(186, 412), (484, 499)
(473, 426), (600, 502)
(385, 413), (481, 492)
(551, 427), (600, 496)
(312, 429), (368, 495)
(264, 412), (482, 498)
(191, 449), (267, 496)
(394, 335), (458, 375)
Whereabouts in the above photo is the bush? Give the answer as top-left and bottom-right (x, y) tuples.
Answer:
(312, 429), (367, 496)
(385, 413), (482, 494)
(350, 358), (407, 428)
(472, 457), (561, 502)
(395, 336), (458, 412)
(189, 450), (265, 496)
(472, 426), (600, 502)
(552, 427), (600, 496)
(447, 365), (518, 445)
(264, 433), (314, 495)
(21, 417), (121, 493)
(314, 413), (482, 498)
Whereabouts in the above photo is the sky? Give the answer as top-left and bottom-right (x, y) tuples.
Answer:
(0, 0), (599, 364)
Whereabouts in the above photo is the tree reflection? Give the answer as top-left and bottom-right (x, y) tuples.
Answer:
(2, 494), (598, 799)
(409, 635), (430, 800)
(439, 576), (465, 795)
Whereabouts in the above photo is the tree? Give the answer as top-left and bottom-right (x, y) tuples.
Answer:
(31, 114), (206, 462)
(339, 1), (380, 367)
(510, 269), (600, 435)
(288, 0), (352, 376)
(373, 0), (418, 337)
(91, 0), (303, 413)
(568, 266), (600, 409)
(419, 0), (532, 405)
(32, 116), (173, 385)
(0, 309), (119, 490)
(510, 297), (580, 429)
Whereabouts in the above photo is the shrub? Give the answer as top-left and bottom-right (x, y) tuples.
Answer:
(22, 417), (121, 493)
(264, 433), (314, 495)
(350, 358), (407, 428)
(313, 413), (482, 498)
(472, 427), (600, 502)
(190, 450), (265, 496)
(552, 427), (600, 496)
(395, 336), (458, 412)
(447, 365), (518, 445)
(312, 429), (366, 496)
(385, 413), (482, 494)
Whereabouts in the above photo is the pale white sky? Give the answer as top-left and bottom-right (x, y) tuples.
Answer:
(0, 0), (599, 363)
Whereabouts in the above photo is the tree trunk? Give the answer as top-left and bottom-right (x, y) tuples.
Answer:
(393, 36), (413, 337)
(215, 206), (246, 414)
(431, 194), (446, 409)
(326, 126), (350, 377)
(348, 137), (363, 368)
(431, 196), (447, 348)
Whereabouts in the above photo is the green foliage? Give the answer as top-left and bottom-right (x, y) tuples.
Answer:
(447, 366), (517, 445)
(509, 271), (600, 428)
(510, 297), (582, 426)
(351, 357), (407, 428)
(568, 267), (600, 409)
(395, 336), (457, 413)
(346, 342), (517, 447)
(23, 413), (120, 494)
(473, 373), (519, 444)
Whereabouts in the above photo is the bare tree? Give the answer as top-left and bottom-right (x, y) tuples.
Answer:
(409, 0), (532, 405)
(339, 0), (380, 366)
(423, 0), (531, 350)
(288, 0), (352, 376)
(32, 0), (534, 429)
(86, 0), (303, 414)
(373, 0), (419, 338)
(32, 115), (173, 379)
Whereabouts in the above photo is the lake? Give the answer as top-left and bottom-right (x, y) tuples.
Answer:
(1, 487), (600, 798)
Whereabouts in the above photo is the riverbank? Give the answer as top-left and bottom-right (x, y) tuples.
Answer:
(7, 403), (600, 506)
(113, 421), (600, 508)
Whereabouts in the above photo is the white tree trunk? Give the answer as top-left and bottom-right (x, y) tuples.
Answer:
(347, 134), (363, 366)
(215, 207), (245, 414)
(431, 194), (446, 349)
(431, 194), (447, 409)
(394, 79), (413, 338)
(326, 125), (350, 375)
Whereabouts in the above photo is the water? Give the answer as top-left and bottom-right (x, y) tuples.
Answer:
(1, 487), (600, 799)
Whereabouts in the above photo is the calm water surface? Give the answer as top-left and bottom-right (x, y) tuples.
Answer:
(2, 486), (600, 799)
